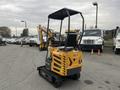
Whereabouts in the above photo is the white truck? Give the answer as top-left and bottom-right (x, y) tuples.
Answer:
(28, 36), (40, 47)
(81, 29), (104, 52)
(113, 28), (120, 54)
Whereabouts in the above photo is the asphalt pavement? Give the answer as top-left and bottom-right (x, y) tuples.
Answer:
(0, 45), (120, 90)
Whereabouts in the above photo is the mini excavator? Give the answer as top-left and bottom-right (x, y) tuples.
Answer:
(38, 25), (52, 51)
(37, 8), (84, 88)
(38, 25), (63, 51)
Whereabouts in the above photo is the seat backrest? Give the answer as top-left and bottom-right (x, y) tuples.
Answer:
(66, 33), (77, 47)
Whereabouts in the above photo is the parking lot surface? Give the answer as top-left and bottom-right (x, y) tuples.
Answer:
(0, 45), (120, 90)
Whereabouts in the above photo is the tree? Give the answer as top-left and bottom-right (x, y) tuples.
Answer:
(21, 28), (29, 37)
(0, 27), (11, 37)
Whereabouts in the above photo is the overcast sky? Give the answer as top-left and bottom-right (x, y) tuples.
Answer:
(0, 0), (120, 36)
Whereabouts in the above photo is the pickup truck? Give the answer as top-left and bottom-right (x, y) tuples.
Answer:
(28, 36), (40, 47)
(113, 28), (120, 54)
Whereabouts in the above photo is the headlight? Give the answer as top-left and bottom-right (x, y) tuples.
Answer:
(97, 40), (102, 44)
(95, 38), (103, 44)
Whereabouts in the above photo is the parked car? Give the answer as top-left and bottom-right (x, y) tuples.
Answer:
(15, 37), (28, 45)
(113, 28), (120, 54)
(80, 29), (104, 52)
(24, 37), (31, 45)
(14, 38), (23, 45)
(5, 38), (10, 44)
(9, 38), (17, 44)
(0, 35), (6, 46)
(14, 38), (20, 45)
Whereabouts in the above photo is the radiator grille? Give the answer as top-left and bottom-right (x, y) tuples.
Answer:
(84, 40), (94, 44)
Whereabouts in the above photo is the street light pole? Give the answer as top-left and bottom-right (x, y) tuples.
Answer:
(21, 20), (27, 29)
(15, 27), (17, 37)
(93, 2), (98, 28)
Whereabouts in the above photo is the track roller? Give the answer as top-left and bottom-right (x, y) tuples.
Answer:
(37, 66), (63, 88)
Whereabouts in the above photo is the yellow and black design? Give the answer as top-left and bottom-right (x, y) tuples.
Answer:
(51, 47), (82, 76)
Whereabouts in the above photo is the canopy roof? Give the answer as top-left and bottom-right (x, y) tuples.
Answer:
(48, 8), (80, 20)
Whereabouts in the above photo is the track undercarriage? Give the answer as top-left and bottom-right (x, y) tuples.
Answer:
(37, 66), (80, 88)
